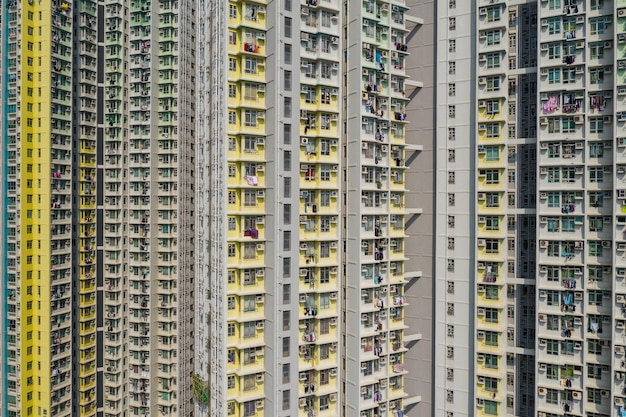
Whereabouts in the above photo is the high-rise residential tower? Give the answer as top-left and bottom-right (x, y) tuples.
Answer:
(1, 0), (196, 416)
(194, 0), (427, 416)
(1, 0), (432, 417)
(410, 1), (626, 417)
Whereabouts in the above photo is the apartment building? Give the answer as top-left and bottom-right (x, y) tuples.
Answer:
(405, 0), (626, 417)
(412, 1), (540, 416)
(2, 0), (196, 416)
(194, 0), (426, 416)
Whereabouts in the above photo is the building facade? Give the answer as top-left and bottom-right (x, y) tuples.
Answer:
(2, 0), (196, 416)
(0, 0), (430, 417)
(409, 0), (626, 417)
(194, 0), (426, 417)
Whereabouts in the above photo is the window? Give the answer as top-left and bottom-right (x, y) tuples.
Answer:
(548, 43), (561, 60)
(486, 7), (501, 22)
(546, 290), (559, 306)
(589, 242), (603, 257)
(243, 322), (256, 338)
(449, 17), (456, 30)
(283, 97), (292, 118)
(320, 165), (331, 181)
(227, 323), (235, 336)
(485, 354), (498, 369)
(546, 389), (559, 404)
(589, 167), (604, 183)
(448, 106), (456, 118)
(562, 117), (575, 133)
(588, 364), (603, 380)
(244, 110), (257, 127)
(319, 319), (330, 334)
(590, 18), (606, 35)
(228, 111), (237, 125)
(448, 39), (456, 52)
(283, 257), (291, 277)
(320, 190), (331, 207)
(229, 31), (237, 45)
(321, 113), (331, 130)
(486, 30), (500, 45)
(485, 331), (498, 346)
(485, 146), (499, 161)
(448, 83), (456, 96)
(486, 52), (500, 69)
(548, 0), (561, 10)
(244, 190), (257, 206)
(485, 285), (498, 300)
(448, 61), (456, 74)
(283, 231), (291, 251)
(548, 18), (561, 35)
(320, 293), (330, 309)
(485, 216), (499, 231)
(486, 100), (500, 115)
(244, 242), (257, 259)
(590, 44), (604, 60)
(243, 295), (256, 312)
(228, 244), (236, 257)
(562, 217), (575, 232)
(589, 290), (603, 305)
(484, 400), (497, 415)
(485, 239), (499, 254)
(486, 76), (500, 92)
(486, 124), (500, 138)
(243, 401), (256, 417)
(589, 117), (604, 133)
(587, 388), (603, 404)
(486, 193), (499, 208)
(485, 377), (498, 392)
(589, 143), (604, 158)
(485, 170), (500, 184)
(589, 217), (603, 232)
(589, 192), (603, 208)
(588, 339), (602, 354)
(321, 11), (332, 27)
(245, 58), (258, 74)
(591, 0), (604, 10)
(546, 339), (559, 355)
(548, 68), (560, 84)
(485, 308), (499, 323)
(590, 68), (605, 84)
(284, 16), (292, 38)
